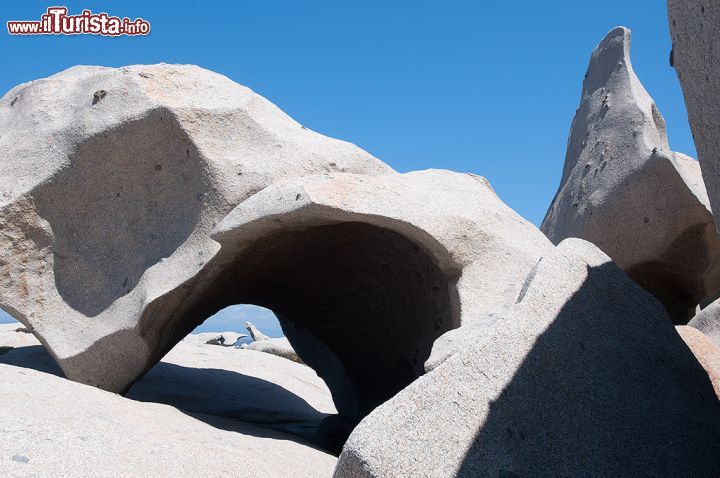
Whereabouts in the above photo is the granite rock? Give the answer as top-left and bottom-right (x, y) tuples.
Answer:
(689, 298), (720, 348)
(668, 1), (720, 232)
(0, 362), (336, 478)
(677, 325), (720, 398)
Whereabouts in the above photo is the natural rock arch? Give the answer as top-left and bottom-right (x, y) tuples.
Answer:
(197, 221), (460, 421)
(0, 62), (551, 422)
(109, 169), (551, 427)
(134, 215), (463, 425)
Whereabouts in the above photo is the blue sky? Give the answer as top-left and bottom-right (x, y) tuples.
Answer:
(198, 305), (284, 337)
(0, 1), (693, 330)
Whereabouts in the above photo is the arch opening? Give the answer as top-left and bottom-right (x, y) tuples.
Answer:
(194, 304), (282, 340)
(201, 221), (460, 424)
(0, 308), (23, 354)
(0, 309), (19, 326)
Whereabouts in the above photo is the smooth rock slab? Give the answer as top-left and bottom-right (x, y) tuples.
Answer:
(0, 329), (336, 444)
(0, 332), (339, 454)
(0, 363), (336, 478)
(127, 336), (336, 433)
(541, 27), (720, 323)
(335, 239), (720, 477)
(0, 64), (391, 393)
(0, 323), (40, 349)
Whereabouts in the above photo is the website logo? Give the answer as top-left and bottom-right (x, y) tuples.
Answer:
(7, 7), (151, 36)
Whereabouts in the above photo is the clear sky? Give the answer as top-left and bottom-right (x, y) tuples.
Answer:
(0, 1), (694, 329)
(200, 305), (284, 337)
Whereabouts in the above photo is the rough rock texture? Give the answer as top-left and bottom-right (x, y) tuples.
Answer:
(335, 239), (720, 478)
(677, 325), (720, 397)
(241, 337), (302, 363)
(689, 298), (720, 348)
(0, 64), (392, 393)
(201, 169), (552, 421)
(668, 1), (720, 231)
(541, 27), (720, 324)
(424, 312), (499, 372)
(0, 363), (336, 478)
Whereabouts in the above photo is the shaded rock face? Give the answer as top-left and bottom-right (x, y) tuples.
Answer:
(0, 64), (392, 394)
(33, 110), (206, 316)
(668, 1), (720, 231)
(335, 239), (720, 478)
(157, 170), (551, 422)
(541, 27), (720, 324)
(233, 221), (454, 418)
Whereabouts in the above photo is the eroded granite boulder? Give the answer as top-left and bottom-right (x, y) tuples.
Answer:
(241, 337), (302, 363)
(0, 64), (391, 393)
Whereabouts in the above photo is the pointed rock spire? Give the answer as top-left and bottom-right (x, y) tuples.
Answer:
(542, 27), (720, 323)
